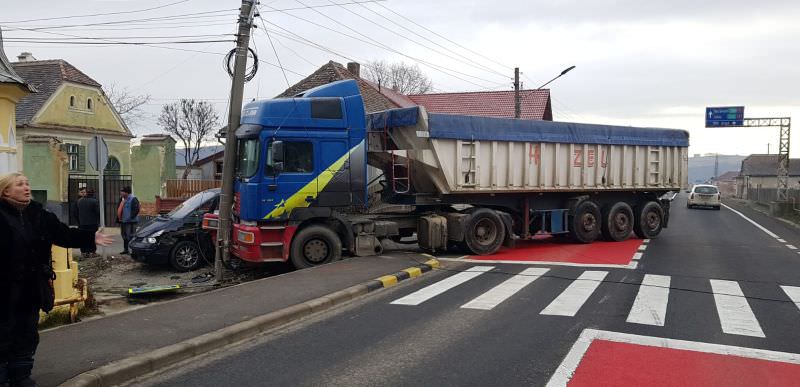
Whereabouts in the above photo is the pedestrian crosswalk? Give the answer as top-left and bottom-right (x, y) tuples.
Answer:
(390, 266), (799, 338)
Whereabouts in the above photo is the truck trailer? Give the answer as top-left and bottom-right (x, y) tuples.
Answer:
(208, 79), (689, 269)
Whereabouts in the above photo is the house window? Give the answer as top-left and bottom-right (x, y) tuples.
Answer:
(87, 98), (93, 110)
(65, 143), (84, 171)
(214, 160), (223, 180)
(105, 156), (120, 174)
(69, 96), (75, 107)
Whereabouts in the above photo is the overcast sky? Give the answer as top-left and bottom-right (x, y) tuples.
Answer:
(3, 0), (799, 157)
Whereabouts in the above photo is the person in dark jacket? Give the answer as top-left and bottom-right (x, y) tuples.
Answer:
(77, 188), (101, 257)
(68, 187), (86, 226)
(0, 173), (112, 387)
(117, 186), (139, 255)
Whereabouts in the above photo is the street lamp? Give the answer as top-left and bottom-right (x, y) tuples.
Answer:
(534, 65), (576, 90)
(517, 65), (576, 116)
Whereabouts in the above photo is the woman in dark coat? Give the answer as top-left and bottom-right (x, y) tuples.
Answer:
(0, 173), (112, 387)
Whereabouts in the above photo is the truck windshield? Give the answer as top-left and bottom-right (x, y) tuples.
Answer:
(236, 138), (260, 178)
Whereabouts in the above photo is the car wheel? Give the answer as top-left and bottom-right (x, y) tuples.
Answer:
(463, 208), (506, 255)
(569, 200), (601, 243)
(601, 202), (633, 242)
(169, 240), (204, 272)
(714, 206), (721, 211)
(290, 225), (342, 269)
(634, 201), (664, 239)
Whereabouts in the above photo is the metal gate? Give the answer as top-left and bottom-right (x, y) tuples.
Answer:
(68, 174), (132, 227)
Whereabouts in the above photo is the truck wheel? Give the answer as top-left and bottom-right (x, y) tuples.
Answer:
(569, 200), (601, 243)
(169, 241), (204, 272)
(290, 225), (342, 269)
(634, 201), (664, 239)
(463, 208), (506, 255)
(601, 202), (633, 242)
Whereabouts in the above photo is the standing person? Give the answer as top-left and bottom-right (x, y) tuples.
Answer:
(69, 187), (86, 226)
(0, 173), (113, 387)
(77, 188), (100, 258)
(117, 186), (139, 255)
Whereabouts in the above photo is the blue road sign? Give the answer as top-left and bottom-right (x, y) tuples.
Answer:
(706, 106), (744, 127)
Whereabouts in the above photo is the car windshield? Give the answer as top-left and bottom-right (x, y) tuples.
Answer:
(167, 191), (218, 219)
(694, 186), (718, 194)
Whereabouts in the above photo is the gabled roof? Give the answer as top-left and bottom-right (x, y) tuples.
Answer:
(715, 171), (739, 181)
(11, 59), (102, 124)
(740, 154), (800, 176)
(276, 61), (399, 113)
(176, 145), (224, 168)
(407, 89), (552, 120)
(0, 28), (34, 91)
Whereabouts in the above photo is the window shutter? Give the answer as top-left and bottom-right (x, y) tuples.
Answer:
(78, 145), (86, 172)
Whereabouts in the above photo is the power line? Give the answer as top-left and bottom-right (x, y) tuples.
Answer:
(257, 15), (290, 87)
(373, 2), (514, 72)
(260, 0), (387, 13)
(4, 10), (238, 31)
(4, 39), (234, 45)
(8, 34), (234, 40)
(266, 31), (319, 68)
(0, 0), (190, 23)
(349, 1), (509, 78)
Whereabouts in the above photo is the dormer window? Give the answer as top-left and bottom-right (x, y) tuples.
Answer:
(87, 98), (93, 110)
(69, 96), (75, 107)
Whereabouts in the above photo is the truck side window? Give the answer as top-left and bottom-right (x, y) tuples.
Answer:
(284, 142), (313, 173)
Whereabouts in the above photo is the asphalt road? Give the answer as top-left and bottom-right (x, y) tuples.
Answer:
(143, 195), (800, 386)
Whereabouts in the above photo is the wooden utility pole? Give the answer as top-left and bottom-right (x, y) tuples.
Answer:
(514, 67), (521, 119)
(215, 0), (257, 282)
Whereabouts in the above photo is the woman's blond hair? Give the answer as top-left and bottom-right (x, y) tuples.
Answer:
(0, 172), (24, 197)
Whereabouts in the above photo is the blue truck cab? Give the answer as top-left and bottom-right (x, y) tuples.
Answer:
(230, 80), (369, 264)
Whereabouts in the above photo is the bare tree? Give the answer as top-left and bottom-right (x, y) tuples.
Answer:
(363, 60), (433, 94)
(157, 99), (220, 179)
(105, 83), (151, 129)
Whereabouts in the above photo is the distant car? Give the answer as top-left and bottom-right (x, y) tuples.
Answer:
(687, 184), (721, 210)
(130, 189), (220, 271)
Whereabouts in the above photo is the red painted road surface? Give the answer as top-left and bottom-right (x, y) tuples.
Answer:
(569, 340), (800, 386)
(470, 236), (643, 265)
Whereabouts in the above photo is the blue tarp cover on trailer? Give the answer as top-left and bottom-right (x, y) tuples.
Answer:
(367, 107), (689, 147)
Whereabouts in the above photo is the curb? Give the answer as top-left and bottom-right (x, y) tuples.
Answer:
(59, 258), (441, 387)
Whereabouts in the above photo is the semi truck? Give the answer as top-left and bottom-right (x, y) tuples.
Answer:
(205, 79), (689, 269)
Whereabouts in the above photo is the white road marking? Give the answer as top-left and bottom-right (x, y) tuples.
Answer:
(637, 244), (648, 251)
(721, 203), (779, 239)
(461, 268), (550, 310)
(632, 252), (643, 261)
(390, 266), (494, 306)
(710, 279), (765, 338)
(778, 239), (787, 243)
(780, 286), (800, 311)
(787, 245), (798, 250)
(540, 271), (608, 316)
(626, 274), (671, 326)
(643, 239), (651, 243)
(546, 329), (800, 387)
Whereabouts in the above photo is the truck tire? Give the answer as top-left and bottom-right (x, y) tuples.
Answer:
(463, 208), (506, 255)
(634, 201), (664, 239)
(601, 202), (633, 242)
(569, 200), (601, 243)
(290, 225), (342, 269)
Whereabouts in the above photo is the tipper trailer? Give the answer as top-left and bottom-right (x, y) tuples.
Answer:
(207, 79), (689, 268)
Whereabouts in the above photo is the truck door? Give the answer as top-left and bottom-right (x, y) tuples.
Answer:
(263, 140), (317, 219)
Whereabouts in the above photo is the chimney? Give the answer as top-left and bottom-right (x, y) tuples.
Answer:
(347, 62), (361, 77)
(17, 52), (36, 62)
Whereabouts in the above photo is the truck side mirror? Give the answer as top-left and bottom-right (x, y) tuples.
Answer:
(272, 141), (285, 163)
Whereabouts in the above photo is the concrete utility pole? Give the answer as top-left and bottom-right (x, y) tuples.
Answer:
(215, 0), (258, 282)
(514, 67), (521, 119)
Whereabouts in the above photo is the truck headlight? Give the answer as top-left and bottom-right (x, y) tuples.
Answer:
(237, 230), (255, 244)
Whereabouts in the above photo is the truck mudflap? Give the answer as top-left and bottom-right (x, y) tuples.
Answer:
(660, 198), (671, 228)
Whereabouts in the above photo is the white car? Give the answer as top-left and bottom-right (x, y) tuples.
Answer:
(687, 184), (721, 210)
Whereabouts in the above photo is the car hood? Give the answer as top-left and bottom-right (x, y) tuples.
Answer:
(135, 216), (182, 238)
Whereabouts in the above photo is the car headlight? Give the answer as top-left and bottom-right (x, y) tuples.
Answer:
(146, 237), (158, 244)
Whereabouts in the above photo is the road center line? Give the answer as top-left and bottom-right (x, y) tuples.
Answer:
(540, 271), (608, 317)
(721, 203), (779, 239)
(461, 268), (550, 310)
(390, 266), (494, 306)
(626, 274), (671, 326)
(710, 279), (765, 338)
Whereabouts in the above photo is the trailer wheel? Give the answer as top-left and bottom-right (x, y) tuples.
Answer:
(601, 202), (634, 242)
(290, 225), (342, 269)
(634, 201), (664, 239)
(569, 200), (601, 243)
(463, 208), (506, 255)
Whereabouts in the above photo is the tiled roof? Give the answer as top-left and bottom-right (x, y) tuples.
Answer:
(276, 61), (399, 113)
(407, 89), (552, 120)
(0, 28), (34, 90)
(740, 154), (800, 176)
(11, 59), (102, 124)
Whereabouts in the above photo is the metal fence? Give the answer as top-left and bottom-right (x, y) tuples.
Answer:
(165, 179), (221, 198)
(746, 187), (800, 204)
(68, 174), (132, 226)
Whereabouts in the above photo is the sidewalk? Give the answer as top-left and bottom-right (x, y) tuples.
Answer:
(34, 254), (436, 386)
